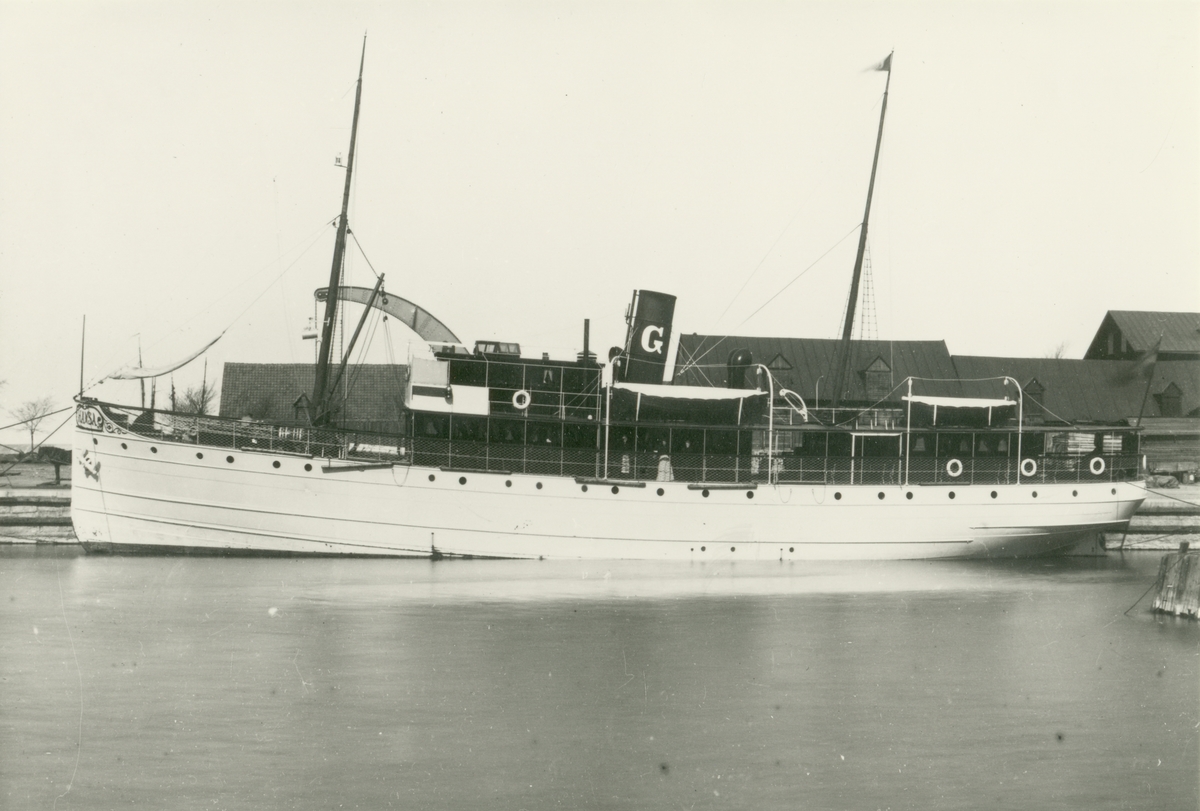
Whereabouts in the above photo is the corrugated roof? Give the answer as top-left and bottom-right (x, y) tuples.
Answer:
(1099, 311), (1200, 355)
(673, 335), (961, 403)
(952, 357), (1200, 422)
(219, 363), (409, 430)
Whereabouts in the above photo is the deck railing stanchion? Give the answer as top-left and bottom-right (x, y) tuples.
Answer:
(904, 377), (912, 486)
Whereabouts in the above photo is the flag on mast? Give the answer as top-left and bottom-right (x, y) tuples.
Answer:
(1113, 333), (1161, 383)
(1131, 334), (1162, 379)
(869, 53), (892, 73)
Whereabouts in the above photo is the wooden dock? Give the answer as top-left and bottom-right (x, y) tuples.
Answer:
(0, 489), (73, 543)
(1104, 484), (1200, 551)
(1150, 545), (1200, 618)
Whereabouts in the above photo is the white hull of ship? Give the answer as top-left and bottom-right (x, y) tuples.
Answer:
(71, 426), (1144, 561)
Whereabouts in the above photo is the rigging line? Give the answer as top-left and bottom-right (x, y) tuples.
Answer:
(86, 221), (333, 394)
(146, 216), (336, 350)
(1021, 392), (1074, 426)
(348, 230), (382, 280)
(81, 218), (336, 393)
(1119, 528), (1198, 547)
(1126, 481), (1200, 510)
(0, 410), (77, 479)
(1124, 554), (1182, 617)
(736, 223), (862, 329)
(672, 341), (715, 386)
(677, 224), (862, 380)
(715, 204), (808, 326)
(0, 406), (73, 433)
(343, 306), (384, 397)
(829, 377), (911, 427)
(381, 318), (409, 394)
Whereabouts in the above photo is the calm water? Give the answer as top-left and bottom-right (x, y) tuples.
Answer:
(1, 549), (1196, 810)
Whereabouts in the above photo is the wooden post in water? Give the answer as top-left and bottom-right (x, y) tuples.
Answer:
(1151, 543), (1200, 618)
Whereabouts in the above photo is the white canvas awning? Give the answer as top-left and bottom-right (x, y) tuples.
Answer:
(613, 382), (766, 401)
(903, 395), (1015, 409)
(107, 331), (226, 380)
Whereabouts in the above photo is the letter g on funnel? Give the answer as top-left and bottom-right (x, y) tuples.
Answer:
(641, 325), (664, 354)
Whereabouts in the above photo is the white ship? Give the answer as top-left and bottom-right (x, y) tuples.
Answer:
(70, 47), (1146, 559)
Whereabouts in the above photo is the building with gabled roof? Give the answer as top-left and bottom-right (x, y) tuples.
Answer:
(1084, 311), (1200, 361)
(673, 335), (961, 406)
(951, 356), (1200, 422)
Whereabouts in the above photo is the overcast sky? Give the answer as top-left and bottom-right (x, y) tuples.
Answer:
(1, 1), (1196, 447)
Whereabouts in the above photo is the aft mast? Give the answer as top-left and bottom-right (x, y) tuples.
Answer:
(830, 52), (892, 408)
(312, 37), (367, 426)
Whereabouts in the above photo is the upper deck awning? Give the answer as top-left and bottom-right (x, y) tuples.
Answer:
(903, 395), (1016, 409)
(613, 382), (766, 401)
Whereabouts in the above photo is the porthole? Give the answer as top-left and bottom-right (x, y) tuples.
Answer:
(1032, 491), (1038, 498)
(834, 492), (842, 500)
(1072, 490), (1078, 497)
(990, 491), (997, 499)
(150, 447), (158, 454)
(948, 491), (956, 500)
(700, 546), (706, 552)
(1111, 488), (1117, 495)
(226, 455), (234, 464)
(746, 491), (754, 499)
(428, 474), (436, 482)
(272, 461), (281, 469)
(656, 488), (664, 496)
(121, 442), (128, 450)
(877, 492), (885, 500)
(536, 482), (543, 490)
(611, 485), (619, 494)
(196, 452), (203, 459)
(701, 489), (710, 498)
(304, 463), (312, 472)
(789, 546), (794, 552)
(581, 484), (588, 493)
(458, 476), (467, 485)
(906, 492), (913, 500)
(730, 546), (736, 552)
(505, 480), (512, 488)
(92, 437), (98, 446)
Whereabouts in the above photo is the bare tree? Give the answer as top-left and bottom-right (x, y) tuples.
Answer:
(1044, 341), (1069, 359)
(180, 382), (216, 415)
(12, 396), (55, 453)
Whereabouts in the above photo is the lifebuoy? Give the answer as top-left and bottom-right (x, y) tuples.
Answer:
(512, 389), (531, 410)
(1089, 456), (1106, 476)
(945, 458), (963, 478)
(1020, 458), (1038, 477)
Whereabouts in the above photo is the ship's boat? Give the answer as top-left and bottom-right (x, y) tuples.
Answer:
(70, 47), (1146, 559)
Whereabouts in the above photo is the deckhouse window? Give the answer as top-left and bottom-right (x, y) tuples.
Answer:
(938, 433), (971, 457)
(489, 418), (525, 444)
